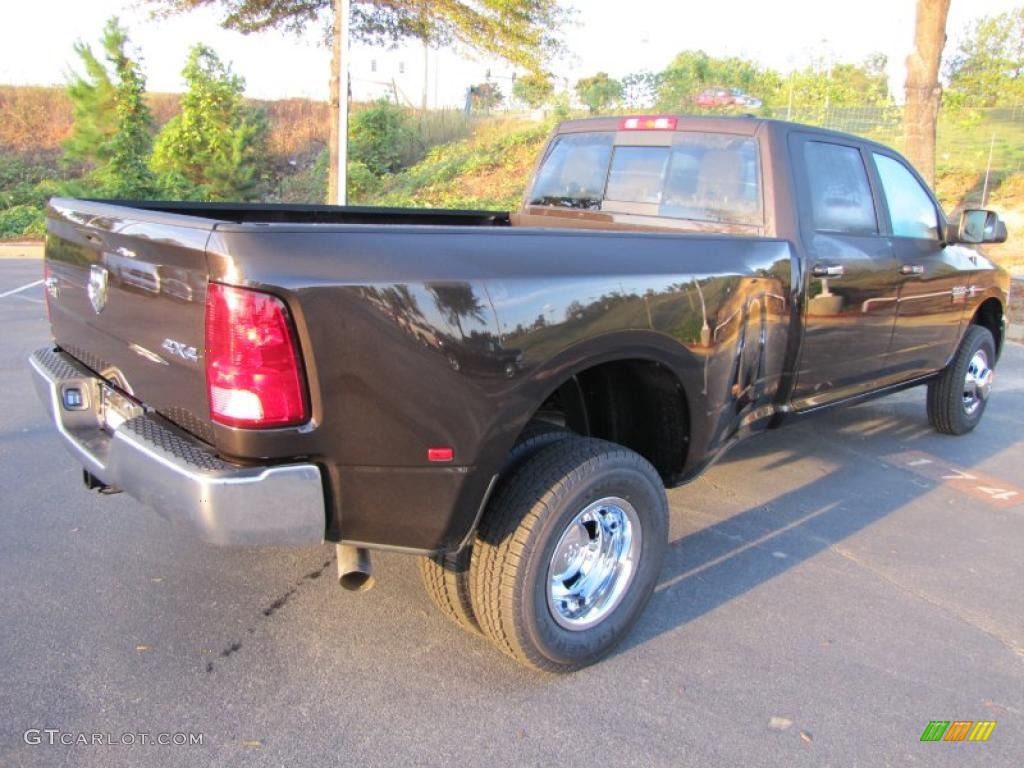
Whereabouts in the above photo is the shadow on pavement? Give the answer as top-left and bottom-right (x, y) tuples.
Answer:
(620, 388), (1022, 655)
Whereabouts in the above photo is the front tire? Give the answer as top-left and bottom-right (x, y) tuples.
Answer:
(470, 437), (668, 672)
(927, 325), (996, 435)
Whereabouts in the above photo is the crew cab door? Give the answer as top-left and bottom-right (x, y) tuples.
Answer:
(870, 151), (965, 377)
(789, 136), (903, 407)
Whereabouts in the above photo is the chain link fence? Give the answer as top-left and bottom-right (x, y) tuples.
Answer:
(781, 104), (1024, 179)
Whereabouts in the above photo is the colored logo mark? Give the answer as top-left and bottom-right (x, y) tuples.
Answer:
(920, 721), (996, 742)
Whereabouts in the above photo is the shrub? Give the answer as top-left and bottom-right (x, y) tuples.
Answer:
(349, 100), (422, 176)
(151, 45), (269, 201)
(0, 205), (45, 239)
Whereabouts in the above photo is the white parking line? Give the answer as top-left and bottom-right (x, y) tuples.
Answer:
(0, 279), (43, 299)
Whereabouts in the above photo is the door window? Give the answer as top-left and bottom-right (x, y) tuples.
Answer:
(873, 153), (940, 239)
(803, 141), (877, 234)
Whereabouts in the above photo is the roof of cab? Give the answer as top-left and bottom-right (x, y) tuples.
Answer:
(551, 114), (900, 156)
(554, 114), (767, 136)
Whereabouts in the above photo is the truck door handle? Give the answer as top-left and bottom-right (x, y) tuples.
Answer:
(811, 264), (844, 278)
(900, 264), (925, 275)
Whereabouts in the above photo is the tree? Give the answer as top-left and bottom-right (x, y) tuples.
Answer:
(904, 0), (952, 184)
(621, 71), (658, 110)
(655, 50), (777, 111)
(469, 82), (503, 113)
(348, 99), (420, 174)
(944, 7), (1024, 107)
(65, 17), (156, 198)
(429, 283), (486, 339)
(575, 72), (623, 114)
(147, 1), (570, 203)
(150, 44), (269, 200)
(776, 55), (891, 118)
(512, 72), (554, 109)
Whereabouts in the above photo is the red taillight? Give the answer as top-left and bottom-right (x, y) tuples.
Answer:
(205, 283), (309, 428)
(619, 115), (678, 131)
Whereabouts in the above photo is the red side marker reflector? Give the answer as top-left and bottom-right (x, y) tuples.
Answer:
(427, 447), (454, 463)
(619, 115), (678, 131)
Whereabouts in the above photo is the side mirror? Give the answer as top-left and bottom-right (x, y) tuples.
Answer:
(950, 209), (1008, 245)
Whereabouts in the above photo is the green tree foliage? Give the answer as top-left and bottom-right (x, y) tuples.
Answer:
(622, 71), (659, 110)
(655, 50), (777, 111)
(944, 6), (1024, 107)
(512, 72), (554, 109)
(777, 55), (891, 114)
(650, 49), (890, 115)
(348, 99), (421, 175)
(469, 82), (504, 113)
(148, 1), (570, 67)
(575, 72), (623, 114)
(151, 45), (269, 200)
(65, 17), (155, 197)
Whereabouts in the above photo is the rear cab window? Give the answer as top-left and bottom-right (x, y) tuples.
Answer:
(527, 128), (763, 228)
(528, 133), (614, 210)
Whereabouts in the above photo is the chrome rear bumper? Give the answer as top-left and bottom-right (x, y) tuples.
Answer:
(29, 347), (326, 546)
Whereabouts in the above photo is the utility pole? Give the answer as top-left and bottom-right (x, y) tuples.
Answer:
(328, 0), (351, 205)
(422, 40), (429, 112)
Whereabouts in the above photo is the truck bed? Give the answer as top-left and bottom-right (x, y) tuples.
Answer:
(43, 195), (794, 550)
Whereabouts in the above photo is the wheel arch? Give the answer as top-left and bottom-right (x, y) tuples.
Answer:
(970, 295), (1005, 360)
(474, 331), (705, 492)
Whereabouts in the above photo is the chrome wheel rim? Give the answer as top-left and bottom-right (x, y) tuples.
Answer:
(963, 349), (992, 415)
(546, 496), (642, 631)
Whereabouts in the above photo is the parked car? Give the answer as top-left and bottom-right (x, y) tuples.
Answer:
(731, 88), (763, 109)
(695, 87), (735, 108)
(32, 115), (1009, 672)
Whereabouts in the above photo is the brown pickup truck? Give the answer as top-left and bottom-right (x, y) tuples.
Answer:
(31, 115), (1010, 671)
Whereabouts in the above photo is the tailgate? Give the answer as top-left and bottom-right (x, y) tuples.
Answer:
(45, 199), (218, 443)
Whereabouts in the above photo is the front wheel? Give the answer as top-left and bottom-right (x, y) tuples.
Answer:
(927, 325), (996, 435)
(470, 437), (668, 672)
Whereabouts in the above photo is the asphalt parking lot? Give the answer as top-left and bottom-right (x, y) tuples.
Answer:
(1, 256), (1021, 767)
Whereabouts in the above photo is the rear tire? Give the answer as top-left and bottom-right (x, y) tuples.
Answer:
(470, 436), (668, 672)
(418, 421), (571, 635)
(927, 325), (995, 435)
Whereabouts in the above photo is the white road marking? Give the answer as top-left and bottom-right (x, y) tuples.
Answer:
(0, 279), (43, 299)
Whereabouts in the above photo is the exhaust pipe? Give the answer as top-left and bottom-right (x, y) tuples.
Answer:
(336, 544), (375, 592)
(82, 469), (121, 495)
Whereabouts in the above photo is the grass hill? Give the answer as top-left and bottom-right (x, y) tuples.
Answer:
(365, 118), (549, 210)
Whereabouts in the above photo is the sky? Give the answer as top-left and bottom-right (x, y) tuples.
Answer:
(0, 0), (1020, 106)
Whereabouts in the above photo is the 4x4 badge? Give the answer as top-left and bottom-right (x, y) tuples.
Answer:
(88, 265), (109, 314)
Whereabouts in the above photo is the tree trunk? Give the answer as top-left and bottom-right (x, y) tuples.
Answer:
(904, 0), (952, 185)
(328, 0), (344, 204)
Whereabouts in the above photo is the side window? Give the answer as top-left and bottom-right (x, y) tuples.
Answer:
(528, 133), (613, 210)
(605, 146), (670, 204)
(803, 141), (877, 234)
(873, 153), (940, 239)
